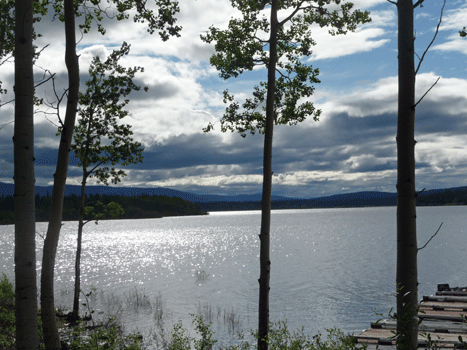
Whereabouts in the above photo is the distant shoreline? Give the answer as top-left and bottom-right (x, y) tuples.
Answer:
(198, 193), (467, 211)
(2, 184), (466, 224)
(204, 203), (466, 212)
(0, 193), (207, 225)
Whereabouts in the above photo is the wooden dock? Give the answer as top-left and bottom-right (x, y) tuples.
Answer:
(355, 284), (467, 349)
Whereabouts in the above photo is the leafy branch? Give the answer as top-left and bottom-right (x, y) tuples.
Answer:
(200, 0), (370, 137)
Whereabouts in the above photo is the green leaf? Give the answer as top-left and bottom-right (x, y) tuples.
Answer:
(200, 0), (371, 136)
(72, 42), (145, 187)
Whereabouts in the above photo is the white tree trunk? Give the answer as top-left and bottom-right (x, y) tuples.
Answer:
(41, 0), (79, 348)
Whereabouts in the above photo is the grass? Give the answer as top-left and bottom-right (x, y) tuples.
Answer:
(154, 292), (170, 328)
(147, 317), (366, 350)
(196, 302), (215, 324)
(125, 288), (153, 313)
(223, 308), (242, 334)
(0, 275), (145, 349)
(1, 279), (367, 350)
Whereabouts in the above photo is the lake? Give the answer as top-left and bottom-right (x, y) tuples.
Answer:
(1, 206), (466, 345)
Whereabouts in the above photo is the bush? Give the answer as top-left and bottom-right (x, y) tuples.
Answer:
(150, 316), (365, 350)
(66, 318), (144, 350)
(0, 273), (15, 350)
(0, 275), (144, 349)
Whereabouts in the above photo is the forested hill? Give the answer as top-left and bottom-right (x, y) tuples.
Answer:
(1, 183), (466, 219)
(197, 187), (467, 211)
(0, 193), (207, 225)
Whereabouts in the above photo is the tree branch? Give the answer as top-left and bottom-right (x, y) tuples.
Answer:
(276, 68), (292, 83)
(34, 71), (56, 90)
(418, 222), (443, 251)
(415, 0), (445, 75)
(0, 120), (14, 130)
(88, 161), (104, 175)
(278, 0), (306, 27)
(0, 98), (15, 108)
(0, 54), (13, 69)
(0, 70), (55, 108)
(413, 76), (440, 109)
(413, 0), (425, 9)
(386, 0), (397, 5)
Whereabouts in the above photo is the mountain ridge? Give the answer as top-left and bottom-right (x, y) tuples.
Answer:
(1, 182), (467, 208)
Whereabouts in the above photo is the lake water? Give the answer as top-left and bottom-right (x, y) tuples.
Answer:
(1, 206), (466, 345)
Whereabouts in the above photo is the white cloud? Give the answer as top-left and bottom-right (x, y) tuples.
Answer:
(416, 134), (467, 169)
(310, 27), (390, 60)
(143, 168), (397, 189)
(3, 0), (467, 197)
(432, 37), (467, 55)
(345, 154), (394, 170)
(317, 72), (467, 120)
(306, 6), (396, 61)
(439, 1), (467, 32)
(431, 0), (467, 55)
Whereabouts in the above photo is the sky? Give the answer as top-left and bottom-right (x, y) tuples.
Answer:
(0, 0), (466, 199)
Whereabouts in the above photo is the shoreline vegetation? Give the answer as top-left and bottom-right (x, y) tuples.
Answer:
(0, 274), (366, 350)
(1, 185), (465, 225)
(0, 193), (208, 225)
(197, 187), (467, 211)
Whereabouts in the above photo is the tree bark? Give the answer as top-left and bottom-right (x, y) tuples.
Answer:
(257, 2), (278, 350)
(72, 169), (87, 320)
(396, 0), (418, 349)
(41, 0), (79, 348)
(14, 0), (39, 348)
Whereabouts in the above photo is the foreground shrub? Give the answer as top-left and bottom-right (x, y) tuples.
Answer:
(65, 318), (144, 350)
(150, 317), (365, 350)
(0, 275), (144, 349)
(0, 274), (15, 349)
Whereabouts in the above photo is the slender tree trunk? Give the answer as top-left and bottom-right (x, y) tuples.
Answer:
(14, 1), (38, 348)
(258, 2), (278, 350)
(72, 170), (87, 320)
(41, 0), (79, 348)
(396, 0), (418, 349)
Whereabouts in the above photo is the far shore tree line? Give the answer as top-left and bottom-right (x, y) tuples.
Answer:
(0, 193), (208, 225)
(2, 0), (466, 349)
(196, 188), (467, 212)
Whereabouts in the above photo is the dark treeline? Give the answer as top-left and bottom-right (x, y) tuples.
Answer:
(198, 187), (467, 212)
(0, 193), (207, 225)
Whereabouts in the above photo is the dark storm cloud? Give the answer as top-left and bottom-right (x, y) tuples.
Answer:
(140, 132), (264, 171)
(269, 112), (398, 173)
(416, 104), (467, 135)
(276, 112), (397, 150)
(134, 103), (462, 184)
(129, 79), (181, 101)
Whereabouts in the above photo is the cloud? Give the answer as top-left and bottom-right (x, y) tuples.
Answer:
(132, 71), (467, 197)
(431, 0), (467, 55)
(438, 0), (467, 32)
(310, 28), (390, 61)
(2, 0), (467, 198)
(307, 6), (396, 61)
(432, 37), (467, 55)
(316, 72), (467, 122)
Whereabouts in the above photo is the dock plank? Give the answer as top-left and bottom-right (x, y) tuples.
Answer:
(356, 288), (467, 349)
(371, 319), (467, 333)
(419, 301), (467, 310)
(355, 328), (466, 343)
(423, 295), (467, 303)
